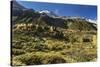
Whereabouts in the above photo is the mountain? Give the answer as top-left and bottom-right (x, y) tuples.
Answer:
(38, 10), (58, 17)
(86, 19), (97, 24)
(39, 10), (52, 14)
(11, 1), (97, 31)
(11, 1), (26, 16)
(12, 1), (25, 10)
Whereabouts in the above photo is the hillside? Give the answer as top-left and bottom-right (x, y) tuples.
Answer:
(11, 1), (97, 66)
(12, 7), (97, 31)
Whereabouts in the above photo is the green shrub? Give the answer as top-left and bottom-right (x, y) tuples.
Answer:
(13, 53), (43, 65)
(51, 44), (65, 51)
(12, 52), (67, 65)
(44, 40), (66, 51)
(43, 54), (66, 64)
(53, 31), (64, 39)
(34, 43), (47, 51)
(12, 48), (25, 55)
(12, 58), (26, 66)
(73, 54), (96, 62)
(12, 41), (24, 49)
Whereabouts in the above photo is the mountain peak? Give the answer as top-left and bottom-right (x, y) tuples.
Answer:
(38, 10), (57, 17)
(12, 1), (26, 10)
(39, 10), (51, 14)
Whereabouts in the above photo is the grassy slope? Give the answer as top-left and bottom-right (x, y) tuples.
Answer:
(11, 26), (97, 66)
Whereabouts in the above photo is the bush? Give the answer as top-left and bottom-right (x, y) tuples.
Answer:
(44, 40), (66, 51)
(12, 60), (25, 66)
(51, 44), (65, 51)
(12, 48), (25, 55)
(13, 53), (43, 65)
(83, 38), (91, 42)
(73, 54), (96, 62)
(43, 54), (66, 64)
(37, 26), (44, 32)
(12, 52), (67, 65)
(52, 31), (64, 39)
(34, 43), (47, 51)
(12, 41), (24, 49)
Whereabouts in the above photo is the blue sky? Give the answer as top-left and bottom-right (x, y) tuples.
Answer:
(17, 1), (97, 20)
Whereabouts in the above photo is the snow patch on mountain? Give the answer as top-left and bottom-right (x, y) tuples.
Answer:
(38, 10), (57, 17)
(39, 10), (51, 14)
(86, 19), (97, 24)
